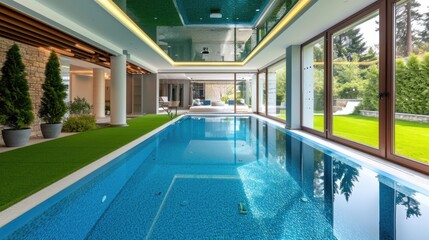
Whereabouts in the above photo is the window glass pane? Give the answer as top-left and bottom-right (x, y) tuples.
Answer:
(267, 61), (286, 120)
(236, 74), (254, 113)
(303, 37), (325, 131)
(188, 74), (235, 113)
(258, 72), (266, 114)
(332, 12), (379, 148)
(394, 0), (429, 164)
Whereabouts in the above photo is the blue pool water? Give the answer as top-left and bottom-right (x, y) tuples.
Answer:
(1, 116), (429, 239)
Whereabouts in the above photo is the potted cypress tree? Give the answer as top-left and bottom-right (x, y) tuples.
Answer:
(38, 51), (67, 138)
(0, 44), (34, 147)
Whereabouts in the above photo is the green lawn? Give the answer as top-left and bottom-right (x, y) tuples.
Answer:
(0, 115), (174, 211)
(313, 115), (429, 163)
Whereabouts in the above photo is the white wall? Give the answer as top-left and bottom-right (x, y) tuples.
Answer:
(70, 74), (93, 105)
(143, 74), (158, 114)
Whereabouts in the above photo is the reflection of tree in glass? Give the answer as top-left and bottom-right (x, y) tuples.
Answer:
(396, 192), (422, 218)
(275, 129), (286, 166)
(313, 150), (325, 199)
(333, 159), (360, 201)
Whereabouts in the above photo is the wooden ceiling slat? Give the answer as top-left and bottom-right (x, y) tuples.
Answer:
(0, 29), (50, 48)
(0, 3), (150, 74)
(0, 4), (111, 57)
(0, 6), (110, 56)
(0, 21), (96, 58)
(0, 14), (76, 46)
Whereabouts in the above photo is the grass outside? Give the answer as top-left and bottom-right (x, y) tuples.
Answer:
(0, 115), (174, 212)
(313, 115), (429, 163)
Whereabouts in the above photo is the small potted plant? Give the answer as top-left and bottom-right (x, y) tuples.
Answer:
(0, 44), (34, 147)
(38, 51), (67, 138)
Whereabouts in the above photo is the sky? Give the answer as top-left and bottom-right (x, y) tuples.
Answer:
(357, 0), (429, 51)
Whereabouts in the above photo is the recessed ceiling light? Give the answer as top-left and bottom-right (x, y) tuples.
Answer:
(226, 17), (229, 20)
(168, 45), (171, 48)
(256, 9), (260, 12)
(210, 9), (222, 18)
(154, 17), (158, 20)
(200, 17), (203, 20)
(236, 17), (239, 20)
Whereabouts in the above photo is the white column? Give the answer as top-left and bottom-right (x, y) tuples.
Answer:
(251, 74), (257, 112)
(93, 68), (105, 118)
(110, 55), (127, 126)
(245, 79), (250, 105)
(286, 45), (301, 129)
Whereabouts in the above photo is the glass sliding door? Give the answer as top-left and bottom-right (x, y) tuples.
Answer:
(258, 71), (266, 114)
(267, 61), (286, 120)
(236, 73), (254, 113)
(393, 0), (429, 164)
(331, 11), (380, 148)
(302, 36), (325, 132)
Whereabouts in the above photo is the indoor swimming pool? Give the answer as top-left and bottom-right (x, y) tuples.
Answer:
(1, 115), (428, 239)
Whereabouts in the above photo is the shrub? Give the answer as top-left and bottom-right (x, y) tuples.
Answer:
(38, 51), (67, 123)
(68, 97), (92, 116)
(62, 115), (96, 132)
(0, 44), (34, 129)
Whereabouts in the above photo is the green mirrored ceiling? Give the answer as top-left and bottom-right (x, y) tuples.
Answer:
(113, 0), (299, 62)
(175, 0), (267, 25)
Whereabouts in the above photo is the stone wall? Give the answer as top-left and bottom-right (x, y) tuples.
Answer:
(0, 37), (51, 136)
(360, 110), (429, 123)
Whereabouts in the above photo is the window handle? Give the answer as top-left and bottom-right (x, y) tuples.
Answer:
(378, 92), (388, 100)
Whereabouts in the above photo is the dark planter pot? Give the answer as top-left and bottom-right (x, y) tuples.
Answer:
(2, 128), (31, 147)
(40, 123), (63, 138)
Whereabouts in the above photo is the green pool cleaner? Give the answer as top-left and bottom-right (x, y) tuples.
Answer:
(238, 202), (248, 215)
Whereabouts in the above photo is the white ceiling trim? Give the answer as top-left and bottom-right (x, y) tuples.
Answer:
(4, 0), (377, 73)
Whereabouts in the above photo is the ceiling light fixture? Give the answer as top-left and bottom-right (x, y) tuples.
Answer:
(201, 47), (209, 54)
(210, 9), (222, 19)
(49, 47), (75, 57)
(74, 44), (95, 54)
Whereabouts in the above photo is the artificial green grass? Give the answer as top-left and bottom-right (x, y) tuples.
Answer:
(332, 115), (379, 148)
(0, 115), (174, 211)
(313, 115), (429, 163)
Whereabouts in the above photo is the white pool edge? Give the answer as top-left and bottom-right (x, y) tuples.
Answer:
(0, 115), (185, 228)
